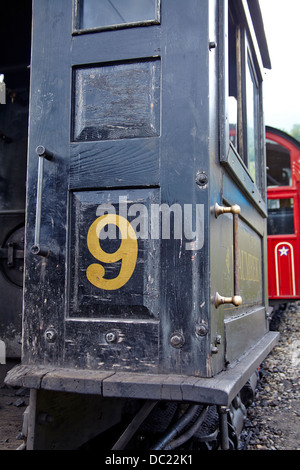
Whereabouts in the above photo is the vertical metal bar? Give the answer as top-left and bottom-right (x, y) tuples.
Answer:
(233, 212), (239, 296)
(214, 203), (242, 307)
(34, 155), (44, 248)
(218, 406), (230, 450)
(30, 146), (53, 257)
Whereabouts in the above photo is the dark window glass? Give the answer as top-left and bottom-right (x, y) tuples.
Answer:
(228, 1), (262, 188)
(79, 0), (158, 30)
(266, 140), (292, 187)
(267, 198), (294, 235)
(246, 54), (259, 183)
(228, 5), (238, 150)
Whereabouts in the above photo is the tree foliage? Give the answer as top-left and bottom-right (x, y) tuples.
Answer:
(290, 124), (300, 143)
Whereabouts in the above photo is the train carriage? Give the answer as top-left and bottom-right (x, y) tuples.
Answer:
(2, 0), (279, 450)
(266, 126), (300, 304)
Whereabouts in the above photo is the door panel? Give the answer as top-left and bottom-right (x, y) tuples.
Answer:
(69, 138), (160, 189)
(68, 188), (160, 320)
(25, 0), (211, 375)
(72, 59), (161, 142)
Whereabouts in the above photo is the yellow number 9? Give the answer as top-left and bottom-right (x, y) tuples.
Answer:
(86, 214), (138, 291)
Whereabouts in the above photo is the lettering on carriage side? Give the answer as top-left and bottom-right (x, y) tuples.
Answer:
(239, 249), (260, 282)
(86, 214), (138, 291)
(226, 247), (260, 282)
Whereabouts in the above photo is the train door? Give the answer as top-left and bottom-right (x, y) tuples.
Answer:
(22, 0), (214, 376)
(210, 0), (272, 368)
(16, 0), (275, 377)
(17, 0), (274, 380)
(266, 127), (300, 301)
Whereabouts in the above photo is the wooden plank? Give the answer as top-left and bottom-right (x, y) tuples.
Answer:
(5, 331), (279, 407)
(40, 368), (115, 395)
(69, 138), (160, 189)
(71, 25), (161, 66)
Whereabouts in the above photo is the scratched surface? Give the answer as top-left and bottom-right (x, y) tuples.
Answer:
(72, 59), (161, 142)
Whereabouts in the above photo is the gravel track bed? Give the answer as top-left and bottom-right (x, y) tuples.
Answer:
(240, 301), (300, 450)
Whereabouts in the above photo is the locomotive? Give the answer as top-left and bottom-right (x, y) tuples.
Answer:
(2, 0), (279, 450)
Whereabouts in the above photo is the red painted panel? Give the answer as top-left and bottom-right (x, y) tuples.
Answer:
(274, 241), (296, 296)
(266, 128), (300, 300)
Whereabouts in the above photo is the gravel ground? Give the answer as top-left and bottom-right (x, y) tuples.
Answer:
(0, 303), (299, 450)
(0, 361), (28, 450)
(240, 301), (300, 450)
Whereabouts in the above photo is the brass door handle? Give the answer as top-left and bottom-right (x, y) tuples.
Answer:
(214, 203), (242, 308)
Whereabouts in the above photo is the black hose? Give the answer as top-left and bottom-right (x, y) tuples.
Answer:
(163, 406), (209, 450)
(150, 405), (201, 450)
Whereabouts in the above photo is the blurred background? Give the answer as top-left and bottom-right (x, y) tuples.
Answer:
(260, 0), (300, 141)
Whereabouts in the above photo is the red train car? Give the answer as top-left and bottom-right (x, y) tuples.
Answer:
(266, 126), (300, 304)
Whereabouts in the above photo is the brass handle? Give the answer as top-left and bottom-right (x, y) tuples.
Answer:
(214, 292), (242, 308)
(214, 203), (242, 308)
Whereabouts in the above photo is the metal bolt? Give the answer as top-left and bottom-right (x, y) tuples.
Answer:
(196, 172), (208, 187)
(211, 345), (218, 354)
(170, 333), (185, 348)
(215, 335), (222, 344)
(196, 324), (208, 337)
(45, 328), (57, 343)
(105, 331), (118, 344)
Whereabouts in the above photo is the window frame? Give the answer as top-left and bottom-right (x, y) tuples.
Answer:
(73, 0), (161, 34)
(219, 0), (267, 217)
(267, 195), (295, 236)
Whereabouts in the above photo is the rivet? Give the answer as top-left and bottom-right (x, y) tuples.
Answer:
(105, 331), (118, 344)
(196, 324), (208, 337)
(196, 171), (208, 188)
(215, 335), (222, 344)
(45, 328), (57, 343)
(170, 333), (185, 348)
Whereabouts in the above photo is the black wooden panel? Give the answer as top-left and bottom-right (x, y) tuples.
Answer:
(69, 137), (160, 189)
(64, 319), (159, 372)
(68, 188), (160, 319)
(22, 0), (73, 366)
(71, 23), (161, 67)
(72, 59), (160, 142)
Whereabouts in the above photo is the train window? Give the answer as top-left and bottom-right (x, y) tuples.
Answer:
(228, 5), (238, 149)
(267, 198), (294, 235)
(246, 52), (259, 183)
(266, 140), (292, 187)
(228, 0), (263, 188)
(75, 0), (159, 31)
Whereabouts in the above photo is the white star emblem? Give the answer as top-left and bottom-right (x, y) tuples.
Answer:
(279, 246), (289, 256)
